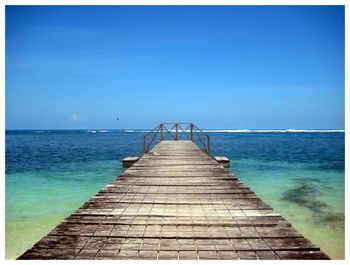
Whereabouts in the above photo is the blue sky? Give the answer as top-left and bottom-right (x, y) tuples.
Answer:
(6, 6), (344, 129)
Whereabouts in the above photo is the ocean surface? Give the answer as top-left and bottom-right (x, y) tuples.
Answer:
(5, 130), (345, 259)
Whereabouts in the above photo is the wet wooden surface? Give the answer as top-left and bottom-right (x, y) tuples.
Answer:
(19, 141), (330, 260)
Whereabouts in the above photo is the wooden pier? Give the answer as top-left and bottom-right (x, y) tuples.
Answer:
(18, 124), (330, 260)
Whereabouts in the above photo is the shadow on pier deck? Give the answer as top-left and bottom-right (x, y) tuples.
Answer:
(18, 123), (330, 260)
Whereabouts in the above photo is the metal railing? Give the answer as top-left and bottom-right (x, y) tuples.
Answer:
(143, 123), (211, 155)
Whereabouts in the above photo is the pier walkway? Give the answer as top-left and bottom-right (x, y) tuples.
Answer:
(19, 124), (329, 260)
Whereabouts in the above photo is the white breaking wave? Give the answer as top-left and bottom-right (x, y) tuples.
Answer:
(85, 130), (112, 133)
(35, 130), (51, 133)
(202, 129), (344, 133)
(124, 130), (151, 133)
(123, 129), (344, 133)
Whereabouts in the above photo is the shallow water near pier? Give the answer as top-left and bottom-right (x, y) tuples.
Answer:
(231, 159), (344, 259)
(6, 130), (344, 259)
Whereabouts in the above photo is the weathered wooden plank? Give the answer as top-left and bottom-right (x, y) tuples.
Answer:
(275, 250), (330, 259)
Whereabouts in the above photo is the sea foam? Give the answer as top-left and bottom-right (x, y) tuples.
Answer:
(202, 129), (344, 133)
(123, 129), (344, 133)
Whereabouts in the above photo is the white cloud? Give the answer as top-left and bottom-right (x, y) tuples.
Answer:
(69, 113), (80, 122)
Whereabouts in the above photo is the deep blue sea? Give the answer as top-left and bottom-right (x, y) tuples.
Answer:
(5, 130), (345, 259)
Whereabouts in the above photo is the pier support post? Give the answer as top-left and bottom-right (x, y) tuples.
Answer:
(122, 157), (139, 168)
(214, 156), (230, 168)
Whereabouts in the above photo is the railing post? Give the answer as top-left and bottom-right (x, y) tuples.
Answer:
(160, 123), (163, 141)
(190, 123), (193, 141)
(175, 123), (178, 141)
(143, 136), (147, 153)
(207, 136), (211, 155)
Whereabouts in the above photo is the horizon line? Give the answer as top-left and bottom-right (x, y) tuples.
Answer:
(5, 128), (345, 131)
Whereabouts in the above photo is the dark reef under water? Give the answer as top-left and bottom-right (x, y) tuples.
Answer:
(281, 179), (344, 229)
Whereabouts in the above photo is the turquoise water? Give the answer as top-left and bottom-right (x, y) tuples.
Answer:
(232, 159), (344, 259)
(5, 159), (123, 259)
(5, 130), (344, 259)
